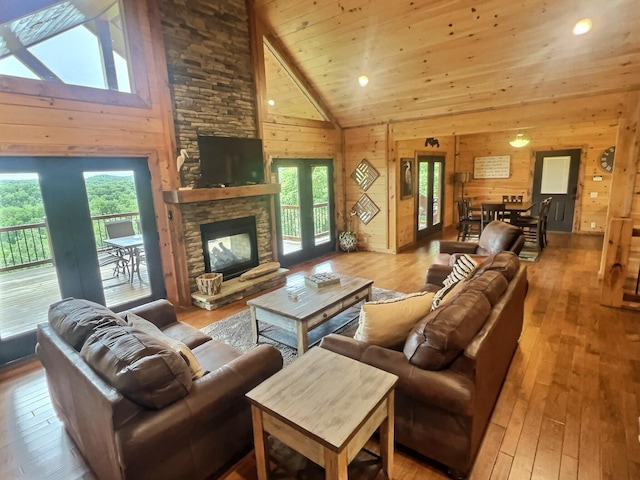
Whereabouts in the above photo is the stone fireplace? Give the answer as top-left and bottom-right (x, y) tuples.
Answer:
(181, 196), (273, 293)
(201, 215), (259, 280)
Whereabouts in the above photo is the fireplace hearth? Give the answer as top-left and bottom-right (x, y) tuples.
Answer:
(201, 216), (259, 280)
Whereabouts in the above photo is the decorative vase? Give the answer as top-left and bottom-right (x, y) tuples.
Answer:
(338, 231), (358, 252)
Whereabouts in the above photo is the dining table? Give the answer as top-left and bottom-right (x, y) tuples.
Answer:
(103, 234), (144, 283)
(470, 201), (537, 223)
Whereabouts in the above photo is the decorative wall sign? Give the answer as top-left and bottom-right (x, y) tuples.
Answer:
(351, 158), (379, 191)
(351, 194), (380, 225)
(473, 155), (511, 179)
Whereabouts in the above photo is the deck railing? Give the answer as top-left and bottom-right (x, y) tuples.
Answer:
(280, 203), (330, 241)
(0, 212), (140, 272)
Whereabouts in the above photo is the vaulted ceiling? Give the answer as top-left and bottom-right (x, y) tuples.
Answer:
(254, 0), (640, 128)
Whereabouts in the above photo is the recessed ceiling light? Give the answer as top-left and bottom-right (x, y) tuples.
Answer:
(358, 75), (369, 87)
(267, 99), (275, 106)
(573, 18), (592, 36)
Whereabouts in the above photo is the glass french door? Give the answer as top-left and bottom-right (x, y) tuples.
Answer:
(0, 157), (164, 364)
(273, 159), (335, 267)
(417, 155), (445, 238)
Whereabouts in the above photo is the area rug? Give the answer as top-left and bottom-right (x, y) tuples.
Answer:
(518, 242), (541, 262)
(200, 287), (403, 366)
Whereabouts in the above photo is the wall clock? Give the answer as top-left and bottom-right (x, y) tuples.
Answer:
(599, 146), (615, 173)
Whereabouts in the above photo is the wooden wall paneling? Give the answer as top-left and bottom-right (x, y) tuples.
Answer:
(344, 126), (389, 252)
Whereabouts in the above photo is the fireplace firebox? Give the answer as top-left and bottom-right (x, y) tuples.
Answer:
(200, 216), (259, 280)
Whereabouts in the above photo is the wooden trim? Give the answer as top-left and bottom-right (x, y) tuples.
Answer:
(163, 184), (281, 204)
(265, 114), (337, 129)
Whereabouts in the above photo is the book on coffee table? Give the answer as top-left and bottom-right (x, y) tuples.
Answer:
(304, 272), (340, 288)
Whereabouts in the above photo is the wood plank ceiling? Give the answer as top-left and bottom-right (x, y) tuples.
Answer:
(254, 0), (640, 128)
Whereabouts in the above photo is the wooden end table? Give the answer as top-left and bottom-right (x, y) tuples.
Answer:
(247, 275), (373, 355)
(246, 348), (398, 480)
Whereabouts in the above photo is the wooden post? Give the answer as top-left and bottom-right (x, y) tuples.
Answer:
(599, 91), (640, 304)
(601, 218), (633, 307)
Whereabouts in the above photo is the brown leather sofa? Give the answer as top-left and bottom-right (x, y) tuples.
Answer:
(435, 220), (525, 266)
(320, 252), (527, 478)
(36, 298), (283, 480)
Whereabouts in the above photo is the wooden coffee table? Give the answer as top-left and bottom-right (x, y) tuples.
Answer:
(247, 275), (373, 355)
(246, 348), (398, 480)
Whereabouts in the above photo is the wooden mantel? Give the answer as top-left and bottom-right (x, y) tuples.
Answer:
(163, 183), (281, 204)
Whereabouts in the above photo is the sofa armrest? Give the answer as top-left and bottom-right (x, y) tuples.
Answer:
(425, 264), (453, 287)
(187, 344), (283, 419)
(125, 299), (177, 329)
(439, 241), (479, 254)
(321, 335), (472, 416)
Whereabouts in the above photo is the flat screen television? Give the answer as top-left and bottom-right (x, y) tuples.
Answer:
(197, 135), (265, 187)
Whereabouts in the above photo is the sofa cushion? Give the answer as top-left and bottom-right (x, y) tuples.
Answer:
(126, 312), (204, 379)
(463, 270), (509, 306)
(353, 292), (435, 347)
(476, 221), (523, 255)
(81, 325), (193, 409)
(48, 297), (126, 351)
(473, 251), (520, 281)
(404, 290), (492, 370)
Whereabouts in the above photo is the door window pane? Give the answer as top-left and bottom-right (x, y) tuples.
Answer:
(418, 162), (429, 231)
(0, 173), (61, 338)
(277, 166), (302, 254)
(83, 171), (149, 307)
(312, 166), (330, 246)
(433, 162), (442, 225)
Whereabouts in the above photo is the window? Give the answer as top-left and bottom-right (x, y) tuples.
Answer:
(0, 0), (131, 93)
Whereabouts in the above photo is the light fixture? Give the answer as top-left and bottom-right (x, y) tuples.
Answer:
(267, 99), (275, 106)
(509, 133), (530, 148)
(358, 75), (369, 87)
(573, 18), (592, 36)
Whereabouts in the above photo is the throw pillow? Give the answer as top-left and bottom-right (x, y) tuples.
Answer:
(443, 254), (478, 286)
(48, 297), (126, 351)
(81, 325), (192, 409)
(126, 312), (203, 380)
(353, 292), (435, 348)
(432, 254), (478, 310)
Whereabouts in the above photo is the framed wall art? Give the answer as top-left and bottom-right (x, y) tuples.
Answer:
(400, 158), (414, 199)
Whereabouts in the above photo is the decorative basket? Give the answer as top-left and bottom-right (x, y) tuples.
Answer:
(196, 273), (223, 296)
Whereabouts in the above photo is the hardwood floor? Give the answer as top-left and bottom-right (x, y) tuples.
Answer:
(1, 231), (639, 479)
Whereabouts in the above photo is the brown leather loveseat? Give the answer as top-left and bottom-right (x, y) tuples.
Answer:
(36, 298), (283, 480)
(320, 252), (527, 478)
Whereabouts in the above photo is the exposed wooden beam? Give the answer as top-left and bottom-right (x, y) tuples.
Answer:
(95, 18), (118, 91)
(0, 26), (61, 82)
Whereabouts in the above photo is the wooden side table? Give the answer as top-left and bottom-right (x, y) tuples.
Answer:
(246, 348), (398, 479)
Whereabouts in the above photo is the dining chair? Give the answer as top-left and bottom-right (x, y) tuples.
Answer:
(512, 197), (552, 250)
(480, 203), (506, 230)
(102, 219), (135, 277)
(456, 200), (481, 241)
(105, 219), (135, 239)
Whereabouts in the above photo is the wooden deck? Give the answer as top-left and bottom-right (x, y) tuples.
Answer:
(0, 264), (149, 338)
